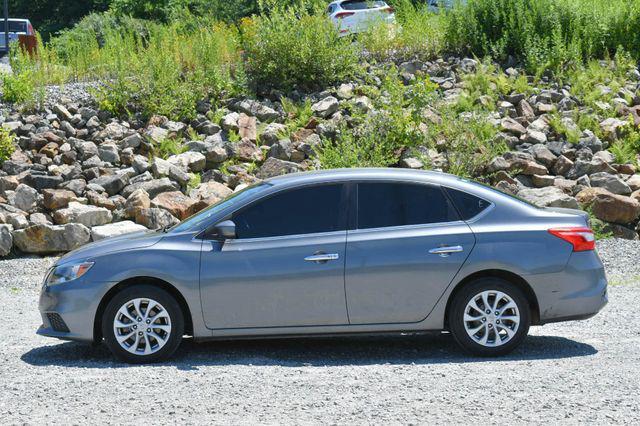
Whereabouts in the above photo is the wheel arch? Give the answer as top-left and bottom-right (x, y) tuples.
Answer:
(444, 269), (540, 327)
(93, 276), (194, 343)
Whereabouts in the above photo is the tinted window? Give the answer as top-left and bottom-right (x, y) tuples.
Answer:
(6, 21), (27, 33)
(341, 1), (387, 10)
(357, 183), (458, 229)
(233, 185), (344, 239)
(445, 188), (491, 220)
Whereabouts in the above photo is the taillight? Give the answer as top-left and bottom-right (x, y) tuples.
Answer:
(382, 6), (394, 13)
(548, 227), (595, 252)
(335, 12), (355, 19)
(27, 23), (34, 35)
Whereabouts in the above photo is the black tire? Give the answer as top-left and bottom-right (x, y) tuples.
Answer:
(449, 278), (531, 356)
(102, 285), (184, 364)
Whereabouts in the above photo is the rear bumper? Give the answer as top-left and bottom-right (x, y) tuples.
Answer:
(527, 250), (608, 324)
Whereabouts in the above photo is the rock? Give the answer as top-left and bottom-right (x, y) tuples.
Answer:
(238, 114), (257, 142)
(503, 152), (548, 175)
(10, 184), (38, 212)
(12, 223), (91, 254)
(517, 187), (580, 209)
(517, 99), (535, 120)
(591, 192), (640, 224)
(529, 144), (556, 168)
(91, 173), (130, 196)
(98, 143), (120, 164)
(235, 99), (279, 122)
(552, 155), (574, 176)
(189, 181), (232, 206)
(151, 191), (197, 220)
(135, 208), (179, 230)
(120, 133), (144, 149)
(53, 104), (73, 121)
(589, 172), (631, 195)
(0, 224), (12, 256)
(78, 141), (99, 160)
(500, 118), (526, 136)
(311, 96), (339, 118)
(90, 221), (148, 241)
(400, 157), (424, 169)
(29, 212), (51, 225)
(151, 158), (190, 186)
(260, 123), (287, 146)
(531, 174), (555, 187)
(576, 187), (611, 206)
(144, 125), (169, 143)
(122, 178), (177, 199)
(353, 96), (373, 112)
(268, 139), (292, 161)
(523, 129), (547, 145)
(626, 174), (640, 192)
(600, 117), (626, 140)
(26, 174), (63, 191)
(99, 122), (129, 140)
(233, 138), (263, 162)
(337, 83), (354, 99)
(43, 189), (77, 210)
(6, 213), (28, 229)
(221, 112), (240, 131)
(256, 157), (302, 179)
(53, 202), (113, 227)
(167, 151), (206, 172)
(124, 189), (151, 218)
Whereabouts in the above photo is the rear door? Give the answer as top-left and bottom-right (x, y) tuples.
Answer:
(344, 181), (476, 324)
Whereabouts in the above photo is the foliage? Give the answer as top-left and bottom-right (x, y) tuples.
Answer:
(359, 0), (446, 62)
(241, 7), (359, 91)
(188, 172), (202, 190)
(153, 135), (187, 159)
(0, 127), (16, 164)
(1, 70), (35, 106)
(446, 0), (640, 74)
(280, 98), (313, 135)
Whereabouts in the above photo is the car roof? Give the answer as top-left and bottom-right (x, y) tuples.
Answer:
(266, 168), (463, 187)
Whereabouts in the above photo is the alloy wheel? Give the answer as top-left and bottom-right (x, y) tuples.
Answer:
(112, 298), (172, 356)
(463, 290), (520, 347)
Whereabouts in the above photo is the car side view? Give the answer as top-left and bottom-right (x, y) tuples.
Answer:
(37, 169), (608, 363)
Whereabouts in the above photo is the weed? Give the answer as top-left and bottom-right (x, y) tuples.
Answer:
(0, 127), (16, 164)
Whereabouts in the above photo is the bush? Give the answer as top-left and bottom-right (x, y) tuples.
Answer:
(360, 0), (446, 62)
(241, 7), (359, 91)
(1, 71), (35, 106)
(0, 127), (16, 164)
(446, 0), (640, 73)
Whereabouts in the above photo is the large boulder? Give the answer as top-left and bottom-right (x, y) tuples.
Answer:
(10, 184), (38, 212)
(53, 202), (113, 227)
(311, 96), (339, 118)
(151, 191), (197, 220)
(589, 172), (632, 195)
(12, 223), (91, 254)
(124, 189), (151, 219)
(42, 189), (78, 210)
(189, 181), (232, 207)
(90, 221), (148, 241)
(517, 187), (580, 209)
(591, 192), (640, 224)
(135, 208), (179, 230)
(256, 157), (302, 179)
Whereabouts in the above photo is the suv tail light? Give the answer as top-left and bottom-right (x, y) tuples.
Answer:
(335, 12), (355, 19)
(382, 6), (394, 13)
(27, 23), (34, 35)
(548, 227), (595, 252)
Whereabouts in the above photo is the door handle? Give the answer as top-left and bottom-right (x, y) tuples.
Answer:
(428, 245), (464, 257)
(304, 253), (339, 263)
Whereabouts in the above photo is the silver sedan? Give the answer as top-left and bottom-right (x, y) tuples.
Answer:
(37, 169), (608, 363)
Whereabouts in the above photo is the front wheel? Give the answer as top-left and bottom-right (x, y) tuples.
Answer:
(102, 285), (184, 363)
(449, 278), (531, 356)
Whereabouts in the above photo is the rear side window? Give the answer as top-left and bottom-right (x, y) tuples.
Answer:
(357, 183), (459, 229)
(233, 184), (344, 239)
(341, 1), (387, 10)
(445, 188), (491, 220)
(6, 21), (27, 33)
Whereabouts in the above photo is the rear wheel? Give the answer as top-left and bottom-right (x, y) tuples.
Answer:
(449, 278), (530, 356)
(102, 285), (184, 363)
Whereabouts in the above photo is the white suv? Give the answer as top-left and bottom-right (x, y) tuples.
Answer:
(327, 0), (395, 36)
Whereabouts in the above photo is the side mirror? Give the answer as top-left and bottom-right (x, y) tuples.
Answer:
(210, 220), (236, 240)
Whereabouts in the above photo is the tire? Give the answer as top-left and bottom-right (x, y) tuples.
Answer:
(449, 278), (530, 356)
(102, 285), (184, 364)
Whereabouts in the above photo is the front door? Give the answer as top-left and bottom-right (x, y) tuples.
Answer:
(200, 183), (349, 329)
(345, 182), (476, 324)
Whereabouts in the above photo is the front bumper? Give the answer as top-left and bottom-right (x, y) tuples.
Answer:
(528, 250), (608, 324)
(37, 276), (116, 343)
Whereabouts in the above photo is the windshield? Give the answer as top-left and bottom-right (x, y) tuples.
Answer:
(170, 182), (272, 233)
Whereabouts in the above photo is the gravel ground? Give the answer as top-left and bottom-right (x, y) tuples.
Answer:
(0, 240), (639, 424)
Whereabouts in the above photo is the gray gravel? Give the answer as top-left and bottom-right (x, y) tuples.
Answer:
(0, 239), (639, 424)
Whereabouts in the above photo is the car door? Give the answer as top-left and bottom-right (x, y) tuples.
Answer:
(345, 181), (476, 324)
(199, 183), (349, 329)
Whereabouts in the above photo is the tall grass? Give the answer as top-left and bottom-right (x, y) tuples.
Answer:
(446, 0), (640, 73)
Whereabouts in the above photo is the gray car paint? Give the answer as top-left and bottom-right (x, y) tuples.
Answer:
(37, 168), (608, 343)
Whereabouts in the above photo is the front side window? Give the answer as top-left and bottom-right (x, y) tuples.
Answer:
(357, 182), (458, 229)
(233, 184), (345, 239)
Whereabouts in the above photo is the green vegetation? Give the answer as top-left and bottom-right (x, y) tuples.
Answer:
(0, 127), (16, 164)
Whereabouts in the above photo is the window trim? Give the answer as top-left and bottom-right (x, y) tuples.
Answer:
(354, 180), (462, 231)
(227, 182), (349, 241)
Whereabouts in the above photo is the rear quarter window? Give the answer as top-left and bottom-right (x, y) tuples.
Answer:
(445, 187), (491, 220)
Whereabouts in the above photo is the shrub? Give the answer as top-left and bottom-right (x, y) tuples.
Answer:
(446, 0), (640, 74)
(0, 127), (16, 164)
(241, 7), (359, 91)
(1, 71), (35, 106)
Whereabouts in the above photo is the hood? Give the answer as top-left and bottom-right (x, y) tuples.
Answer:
(56, 230), (163, 266)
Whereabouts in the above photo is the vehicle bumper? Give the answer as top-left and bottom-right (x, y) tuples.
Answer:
(37, 276), (116, 343)
(527, 250), (608, 324)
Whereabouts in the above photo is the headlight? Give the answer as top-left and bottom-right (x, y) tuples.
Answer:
(45, 262), (94, 287)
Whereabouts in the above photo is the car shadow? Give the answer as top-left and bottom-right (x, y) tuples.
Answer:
(21, 333), (597, 369)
